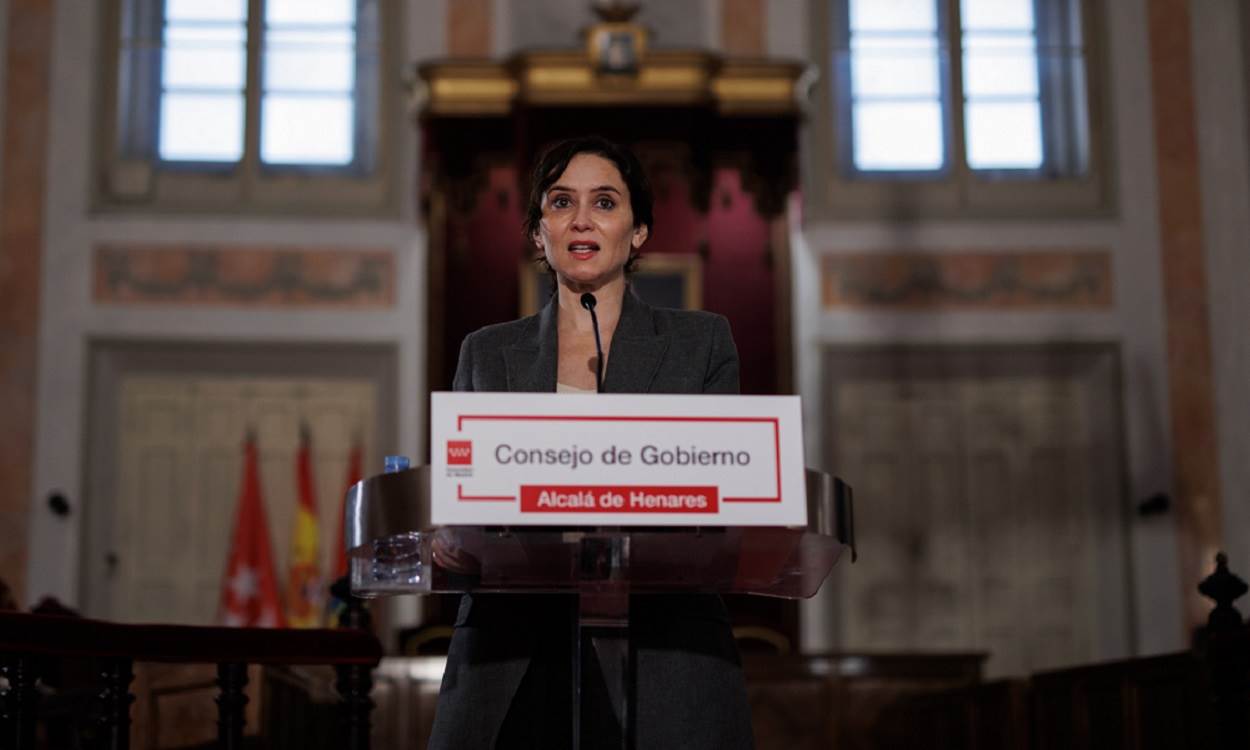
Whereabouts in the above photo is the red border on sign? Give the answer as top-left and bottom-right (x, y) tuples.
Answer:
(457, 484), (514, 502)
(455, 414), (781, 502)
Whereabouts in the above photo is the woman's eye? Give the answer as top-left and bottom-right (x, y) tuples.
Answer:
(551, 195), (571, 208)
(595, 197), (616, 209)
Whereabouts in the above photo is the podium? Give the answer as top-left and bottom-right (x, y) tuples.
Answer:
(345, 465), (855, 748)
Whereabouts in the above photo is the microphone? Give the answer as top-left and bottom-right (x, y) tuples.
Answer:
(580, 292), (604, 393)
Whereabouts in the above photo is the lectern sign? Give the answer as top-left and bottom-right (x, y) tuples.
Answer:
(430, 392), (807, 526)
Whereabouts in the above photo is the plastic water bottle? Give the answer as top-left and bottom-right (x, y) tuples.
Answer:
(384, 455), (410, 473)
(371, 454), (423, 591)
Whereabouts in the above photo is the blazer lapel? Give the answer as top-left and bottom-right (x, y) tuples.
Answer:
(503, 296), (558, 392)
(603, 288), (668, 393)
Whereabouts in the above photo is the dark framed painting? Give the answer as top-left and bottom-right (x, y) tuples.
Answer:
(519, 253), (703, 315)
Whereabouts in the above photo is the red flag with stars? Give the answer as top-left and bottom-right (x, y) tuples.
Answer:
(219, 434), (286, 628)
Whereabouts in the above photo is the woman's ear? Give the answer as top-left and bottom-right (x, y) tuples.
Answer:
(632, 224), (649, 249)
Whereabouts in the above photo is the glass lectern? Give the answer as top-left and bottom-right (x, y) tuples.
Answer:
(345, 465), (855, 748)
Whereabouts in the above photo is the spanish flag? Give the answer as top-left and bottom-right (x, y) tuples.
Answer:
(285, 423), (324, 627)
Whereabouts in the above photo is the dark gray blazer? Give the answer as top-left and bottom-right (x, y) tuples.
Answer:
(451, 286), (740, 395)
(429, 289), (754, 749)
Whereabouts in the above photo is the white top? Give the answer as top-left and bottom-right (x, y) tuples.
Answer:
(556, 381), (595, 394)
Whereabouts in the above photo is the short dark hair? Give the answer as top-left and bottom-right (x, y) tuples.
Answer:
(524, 136), (654, 274)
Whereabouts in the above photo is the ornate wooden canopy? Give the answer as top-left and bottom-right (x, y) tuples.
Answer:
(416, 53), (810, 116)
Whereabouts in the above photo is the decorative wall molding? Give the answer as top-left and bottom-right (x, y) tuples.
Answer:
(821, 250), (1114, 310)
(93, 245), (396, 308)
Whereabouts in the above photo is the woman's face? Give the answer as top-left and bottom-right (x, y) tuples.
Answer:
(534, 152), (648, 290)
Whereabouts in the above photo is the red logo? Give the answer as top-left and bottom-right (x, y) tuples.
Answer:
(446, 440), (473, 465)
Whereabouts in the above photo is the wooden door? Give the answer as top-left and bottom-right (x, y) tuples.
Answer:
(825, 347), (1130, 677)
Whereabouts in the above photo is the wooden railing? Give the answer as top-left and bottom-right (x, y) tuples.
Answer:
(0, 611), (383, 750)
(862, 552), (1250, 750)
(7, 554), (1246, 749)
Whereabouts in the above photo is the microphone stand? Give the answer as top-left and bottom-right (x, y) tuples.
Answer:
(580, 292), (605, 393)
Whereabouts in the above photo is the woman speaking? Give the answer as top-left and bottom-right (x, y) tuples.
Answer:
(428, 136), (754, 749)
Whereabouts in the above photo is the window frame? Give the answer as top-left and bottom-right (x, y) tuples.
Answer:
(95, 0), (401, 216)
(831, 0), (958, 179)
(808, 0), (1114, 220)
(255, 0), (381, 175)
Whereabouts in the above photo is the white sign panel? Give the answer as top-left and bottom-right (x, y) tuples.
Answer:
(430, 392), (807, 527)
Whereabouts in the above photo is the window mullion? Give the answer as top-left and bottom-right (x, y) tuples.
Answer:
(242, 0), (264, 187)
(832, 0), (853, 176)
(1077, 0), (1098, 176)
(144, 0), (166, 160)
(1037, 0), (1060, 176)
(353, 0), (368, 173)
(946, 0), (970, 193)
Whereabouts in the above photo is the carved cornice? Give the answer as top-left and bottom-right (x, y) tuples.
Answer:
(415, 51), (808, 116)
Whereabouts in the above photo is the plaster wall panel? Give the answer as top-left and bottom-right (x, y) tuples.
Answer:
(411, 0), (448, 60)
(448, 0), (490, 57)
(505, 0), (709, 54)
(637, 1), (711, 48)
(767, 0), (807, 59)
(722, 0), (764, 56)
